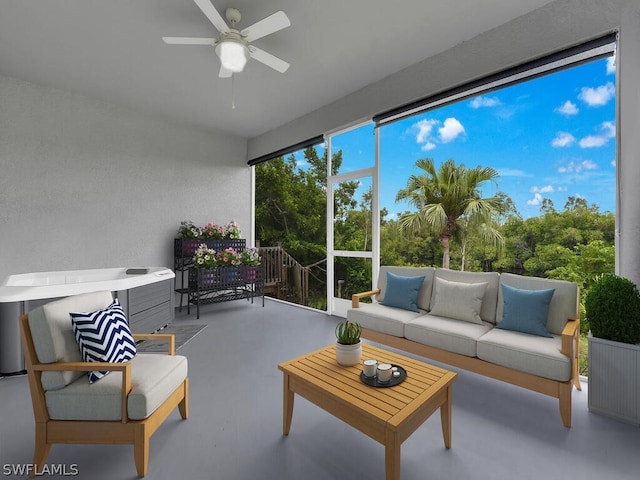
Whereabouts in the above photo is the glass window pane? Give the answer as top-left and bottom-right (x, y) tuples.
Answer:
(330, 123), (375, 174)
(333, 176), (373, 251)
(334, 257), (372, 300)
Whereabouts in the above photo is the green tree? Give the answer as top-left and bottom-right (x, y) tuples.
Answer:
(395, 158), (504, 269)
(255, 146), (363, 309)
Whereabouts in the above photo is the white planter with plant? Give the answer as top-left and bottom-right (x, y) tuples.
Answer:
(585, 274), (640, 425)
(335, 320), (362, 366)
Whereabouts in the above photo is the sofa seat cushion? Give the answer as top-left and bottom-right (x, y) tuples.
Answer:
(45, 353), (188, 421)
(405, 314), (493, 357)
(347, 303), (424, 337)
(477, 328), (571, 382)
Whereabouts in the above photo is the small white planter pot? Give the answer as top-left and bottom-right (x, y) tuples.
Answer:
(335, 341), (362, 366)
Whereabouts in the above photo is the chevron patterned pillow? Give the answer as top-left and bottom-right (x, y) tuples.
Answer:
(70, 298), (137, 383)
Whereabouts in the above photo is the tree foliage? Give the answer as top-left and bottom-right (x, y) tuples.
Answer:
(395, 158), (505, 268)
(255, 150), (615, 329)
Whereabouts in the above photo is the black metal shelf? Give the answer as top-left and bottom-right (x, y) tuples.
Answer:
(174, 238), (247, 310)
(186, 265), (265, 318)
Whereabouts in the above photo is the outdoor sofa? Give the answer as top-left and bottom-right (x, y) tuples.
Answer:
(348, 266), (581, 427)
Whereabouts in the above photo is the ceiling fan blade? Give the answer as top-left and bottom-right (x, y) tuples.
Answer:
(250, 46), (290, 73)
(193, 0), (228, 33)
(241, 11), (290, 43)
(162, 37), (215, 45)
(219, 65), (232, 78)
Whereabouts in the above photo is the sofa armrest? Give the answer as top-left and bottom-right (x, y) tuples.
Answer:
(351, 289), (381, 308)
(560, 317), (579, 358)
(33, 360), (132, 422)
(133, 333), (175, 355)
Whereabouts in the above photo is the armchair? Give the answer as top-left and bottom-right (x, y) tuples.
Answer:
(19, 290), (189, 477)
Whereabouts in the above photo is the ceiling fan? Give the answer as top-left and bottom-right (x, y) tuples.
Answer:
(162, 0), (291, 78)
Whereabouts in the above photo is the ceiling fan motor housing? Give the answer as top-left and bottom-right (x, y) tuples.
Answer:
(225, 7), (242, 26)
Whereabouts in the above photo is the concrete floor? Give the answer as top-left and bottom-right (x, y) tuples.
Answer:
(1, 298), (639, 480)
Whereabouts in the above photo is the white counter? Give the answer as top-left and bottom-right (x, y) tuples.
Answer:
(0, 267), (175, 303)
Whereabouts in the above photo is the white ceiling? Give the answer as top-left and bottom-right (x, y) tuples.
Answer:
(0, 0), (554, 140)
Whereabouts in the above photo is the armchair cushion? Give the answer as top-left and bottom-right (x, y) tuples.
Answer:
(45, 353), (188, 421)
(28, 290), (115, 391)
(70, 298), (137, 383)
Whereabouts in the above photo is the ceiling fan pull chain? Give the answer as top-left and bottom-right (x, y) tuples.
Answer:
(231, 73), (236, 109)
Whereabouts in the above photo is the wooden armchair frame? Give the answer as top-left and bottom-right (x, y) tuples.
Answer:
(19, 314), (189, 478)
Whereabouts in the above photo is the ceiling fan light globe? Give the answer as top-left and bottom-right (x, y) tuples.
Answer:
(216, 40), (249, 73)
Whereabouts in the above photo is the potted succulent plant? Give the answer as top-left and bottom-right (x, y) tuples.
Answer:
(335, 320), (362, 366)
(585, 273), (640, 424)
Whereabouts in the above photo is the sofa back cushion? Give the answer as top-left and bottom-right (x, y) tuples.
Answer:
(430, 269), (500, 323)
(28, 290), (114, 391)
(376, 266), (435, 311)
(497, 273), (578, 335)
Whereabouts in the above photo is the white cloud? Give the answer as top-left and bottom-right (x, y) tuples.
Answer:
(606, 55), (616, 75)
(578, 82), (615, 107)
(527, 192), (543, 206)
(438, 118), (465, 143)
(412, 117), (465, 149)
(496, 168), (532, 177)
(531, 185), (555, 193)
(601, 121), (616, 137)
(579, 121), (616, 148)
(552, 132), (576, 148)
(469, 96), (501, 108)
(415, 119), (437, 144)
(558, 160), (599, 173)
(555, 100), (579, 116)
(579, 136), (608, 148)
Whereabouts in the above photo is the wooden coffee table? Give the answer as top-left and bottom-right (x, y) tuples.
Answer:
(278, 343), (457, 480)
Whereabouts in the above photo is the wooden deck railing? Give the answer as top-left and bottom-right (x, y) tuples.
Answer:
(258, 246), (310, 306)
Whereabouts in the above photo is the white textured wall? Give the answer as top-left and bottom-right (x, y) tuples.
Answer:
(248, 0), (640, 285)
(0, 74), (249, 281)
(617, 3), (640, 285)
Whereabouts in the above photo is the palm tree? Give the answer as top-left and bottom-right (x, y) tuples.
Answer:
(396, 158), (504, 269)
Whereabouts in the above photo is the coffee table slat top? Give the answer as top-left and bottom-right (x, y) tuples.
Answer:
(278, 343), (457, 428)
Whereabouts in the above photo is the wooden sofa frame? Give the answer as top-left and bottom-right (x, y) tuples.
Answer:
(352, 290), (582, 428)
(19, 314), (189, 478)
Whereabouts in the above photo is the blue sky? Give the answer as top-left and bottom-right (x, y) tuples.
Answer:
(324, 56), (616, 220)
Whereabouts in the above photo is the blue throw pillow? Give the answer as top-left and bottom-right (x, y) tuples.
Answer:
(497, 284), (555, 337)
(70, 299), (137, 383)
(380, 272), (425, 312)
